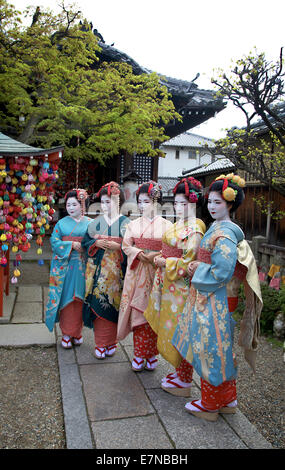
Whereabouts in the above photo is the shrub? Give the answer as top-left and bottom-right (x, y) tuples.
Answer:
(234, 284), (284, 336)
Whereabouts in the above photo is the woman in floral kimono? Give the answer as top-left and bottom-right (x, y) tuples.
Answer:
(117, 181), (172, 372)
(172, 174), (263, 421)
(144, 177), (206, 396)
(82, 182), (129, 359)
(45, 189), (90, 349)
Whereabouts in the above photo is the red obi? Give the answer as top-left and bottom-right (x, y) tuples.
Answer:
(161, 242), (183, 259)
(62, 236), (83, 242)
(197, 247), (247, 281)
(133, 238), (162, 251)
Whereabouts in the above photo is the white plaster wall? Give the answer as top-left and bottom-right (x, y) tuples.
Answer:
(158, 147), (199, 177)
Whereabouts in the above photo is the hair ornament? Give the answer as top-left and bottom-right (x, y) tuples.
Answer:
(211, 173), (246, 202)
(136, 181), (162, 199)
(97, 181), (120, 198)
(172, 177), (201, 203)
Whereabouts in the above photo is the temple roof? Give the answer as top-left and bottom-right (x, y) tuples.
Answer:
(182, 157), (235, 177)
(96, 41), (226, 138)
(0, 132), (63, 160)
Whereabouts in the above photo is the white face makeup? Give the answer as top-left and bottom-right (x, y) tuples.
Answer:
(174, 194), (195, 219)
(207, 191), (230, 221)
(137, 193), (154, 217)
(66, 197), (81, 219)
(101, 194), (119, 218)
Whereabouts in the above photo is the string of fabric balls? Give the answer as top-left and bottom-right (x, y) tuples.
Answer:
(0, 156), (58, 283)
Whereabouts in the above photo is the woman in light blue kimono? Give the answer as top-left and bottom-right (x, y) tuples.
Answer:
(172, 174), (262, 421)
(45, 189), (91, 348)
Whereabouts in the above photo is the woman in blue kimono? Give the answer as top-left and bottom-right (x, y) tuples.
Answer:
(172, 174), (263, 421)
(82, 181), (129, 359)
(45, 189), (91, 348)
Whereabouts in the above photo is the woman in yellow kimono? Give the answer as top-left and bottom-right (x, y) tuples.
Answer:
(117, 181), (172, 371)
(144, 177), (205, 396)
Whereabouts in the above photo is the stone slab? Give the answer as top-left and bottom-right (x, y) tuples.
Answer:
(0, 292), (16, 323)
(222, 410), (273, 449)
(79, 362), (154, 421)
(12, 301), (43, 323)
(91, 415), (173, 449)
(124, 345), (177, 389)
(17, 285), (42, 302)
(146, 388), (248, 449)
(57, 344), (93, 449)
(0, 323), (56, 346)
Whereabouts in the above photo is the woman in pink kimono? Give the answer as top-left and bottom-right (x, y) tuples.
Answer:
(117, 181), (172, 371)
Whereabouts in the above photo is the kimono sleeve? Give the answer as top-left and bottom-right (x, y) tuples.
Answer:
(192, 235), (237, 293)
(50, 221), (72, 260)
(81, 230), (98, 257)
(121, 221), (143, 270)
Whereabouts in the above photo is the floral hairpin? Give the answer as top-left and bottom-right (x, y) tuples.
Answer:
(211, 173), (246, 202)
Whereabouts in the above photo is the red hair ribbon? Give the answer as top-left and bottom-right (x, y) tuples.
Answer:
(147, 183), (154, 195)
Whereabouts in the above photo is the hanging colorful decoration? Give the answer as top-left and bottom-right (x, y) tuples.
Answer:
(0, 155), (59, 283)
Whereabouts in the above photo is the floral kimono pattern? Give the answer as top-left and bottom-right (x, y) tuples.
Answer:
(172, 221), (262, 387)
(117, 215), (172, 341)
(144, 218), (206, 368)
(45, 216), (91, 332)
(81, 215), (129, 327)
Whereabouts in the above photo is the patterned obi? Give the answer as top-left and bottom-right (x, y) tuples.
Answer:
(197, 246), (247, 281)
(62, 236), (83, 242)
(133, 238), (162, 251)
(161, 242), (183, 259)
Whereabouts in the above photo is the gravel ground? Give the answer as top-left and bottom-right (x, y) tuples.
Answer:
(0, 346), (65, 449)
(0, 335), (284, 449)
(234, 333), (285, 449)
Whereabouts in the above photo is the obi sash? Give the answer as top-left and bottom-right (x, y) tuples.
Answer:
(197, 246), (247, 281)
(133, 238), (162, 251)
(62, 236), (83, 242)
(161, 242), (183, 259)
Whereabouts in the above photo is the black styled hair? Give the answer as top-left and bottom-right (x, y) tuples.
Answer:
(173, 177), (204, 208)
(98, 186), (125, 209)
(136, 182), (163, 205)
(65, 190), (79, 204)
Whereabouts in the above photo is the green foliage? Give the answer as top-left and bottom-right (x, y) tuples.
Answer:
(210, 47), (285, 196)
(0, 1), (180, 163)
(234, 284), (285, 336)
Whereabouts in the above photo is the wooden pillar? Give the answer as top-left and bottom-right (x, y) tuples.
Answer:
(0, 245), (10, 317)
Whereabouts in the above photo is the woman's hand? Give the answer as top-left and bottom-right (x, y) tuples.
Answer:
(95, 239), (109, 250)
(137, 252), (150, 263)
(145, 251), (159, 263)
(72, 241), (82, 252)
(187, 261), (200, 278)
(154, 256), (166, 268)
(105, 241), (121, 251)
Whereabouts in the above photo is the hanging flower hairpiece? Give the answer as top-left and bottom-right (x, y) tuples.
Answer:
(209, 173), (246, 202)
